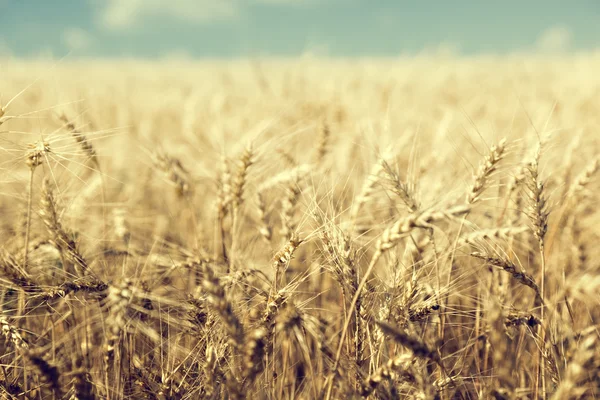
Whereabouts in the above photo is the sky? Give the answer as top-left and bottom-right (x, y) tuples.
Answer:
(1, 0), (599, 59)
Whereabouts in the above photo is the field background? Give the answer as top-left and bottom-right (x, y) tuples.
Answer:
(0, 55), (599, 399)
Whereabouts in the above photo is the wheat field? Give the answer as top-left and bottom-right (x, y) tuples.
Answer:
(0, 55), (599, 399)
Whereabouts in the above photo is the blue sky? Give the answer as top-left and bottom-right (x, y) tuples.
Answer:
(1, 0), (599, 58)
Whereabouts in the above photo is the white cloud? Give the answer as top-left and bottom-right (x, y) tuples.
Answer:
(62, 28), (92, 50)
(536, 25), (572, 53)
(95, 0), (323, 29)
(98, 0), (239, 29)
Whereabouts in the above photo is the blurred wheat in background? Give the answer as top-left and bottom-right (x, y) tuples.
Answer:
(0, 56), (598, 399)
